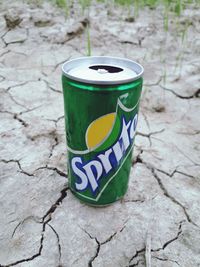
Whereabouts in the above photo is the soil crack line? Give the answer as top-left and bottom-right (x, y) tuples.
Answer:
(0, 30), (10, 47)
(2, 29), (28, 46)
(160, 85), (200, 99)
(152, 220), (184, 252)
(156, 167), (198, 181)
(42, 79), (62, 94)
(132, 148), (143, 165)
(82, 222), (127, 267)
(42, 185), (69, 223)
(0, 223), (45, 267)
(152, 256), (180, 266)
(12, 216), (41, 238)
(49, 133), (59, 159)
(128, 248), (145, 267)
(6, 81), (30, 92)
(0, 50), (10, 58)
(6, 90), (28, 110)
(0, 182), (68, 266)
(150, 167), (198, 227)
(133, 158), (199, 227)
(0, 159), (33, 176)
(13, 113), (28, 127)
(136, 129), (165, 146)
(35, 165), (67, 178)
(128, 259), (143, 267)
(48, 223), (62, 262)
(173, 144), (200, 166)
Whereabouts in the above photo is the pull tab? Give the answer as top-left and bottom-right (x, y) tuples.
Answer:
(89, 65), (123, 73)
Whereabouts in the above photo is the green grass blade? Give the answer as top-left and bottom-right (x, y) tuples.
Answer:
(86, 24), (91, 56)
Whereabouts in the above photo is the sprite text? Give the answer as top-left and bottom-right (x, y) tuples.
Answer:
(71, 113), (138, 194)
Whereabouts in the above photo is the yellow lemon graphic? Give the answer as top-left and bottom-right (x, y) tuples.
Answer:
(86, 113), (116, 150)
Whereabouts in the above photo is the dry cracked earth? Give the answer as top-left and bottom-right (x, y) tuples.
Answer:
(0, 1), (200, 266)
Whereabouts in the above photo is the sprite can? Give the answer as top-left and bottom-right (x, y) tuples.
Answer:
(62, 56), (143, 206)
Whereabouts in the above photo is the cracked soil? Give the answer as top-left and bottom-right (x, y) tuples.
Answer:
(0, 0), (200, 266)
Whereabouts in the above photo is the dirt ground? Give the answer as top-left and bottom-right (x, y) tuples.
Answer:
(0, 1), (200, 266)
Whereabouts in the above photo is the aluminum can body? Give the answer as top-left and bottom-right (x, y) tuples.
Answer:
(62, 56), (143, 206)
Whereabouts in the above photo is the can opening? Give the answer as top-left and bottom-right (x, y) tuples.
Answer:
(89, 65), (123, 73)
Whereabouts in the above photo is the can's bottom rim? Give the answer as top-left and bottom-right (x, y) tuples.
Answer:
(70, 188), (125, 207)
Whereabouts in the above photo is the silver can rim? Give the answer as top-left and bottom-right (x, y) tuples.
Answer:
(62, 56), (144, 85)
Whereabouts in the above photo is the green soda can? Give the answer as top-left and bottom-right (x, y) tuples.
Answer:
(62, 56), (143, 206)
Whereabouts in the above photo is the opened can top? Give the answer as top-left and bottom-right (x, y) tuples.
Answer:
(62, 56), (144, 85)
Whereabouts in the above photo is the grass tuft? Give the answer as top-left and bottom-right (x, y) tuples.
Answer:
(86, 24), (91, 56)
(56, 0), (67, 8)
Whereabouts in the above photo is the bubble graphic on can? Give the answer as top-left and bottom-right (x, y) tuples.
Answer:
(62, 56), (144, 206)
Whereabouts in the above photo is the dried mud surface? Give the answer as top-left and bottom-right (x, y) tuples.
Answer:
(0, 1), (200, 266)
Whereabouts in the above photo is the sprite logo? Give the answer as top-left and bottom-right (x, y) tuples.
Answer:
(67, 95), (140, 202)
